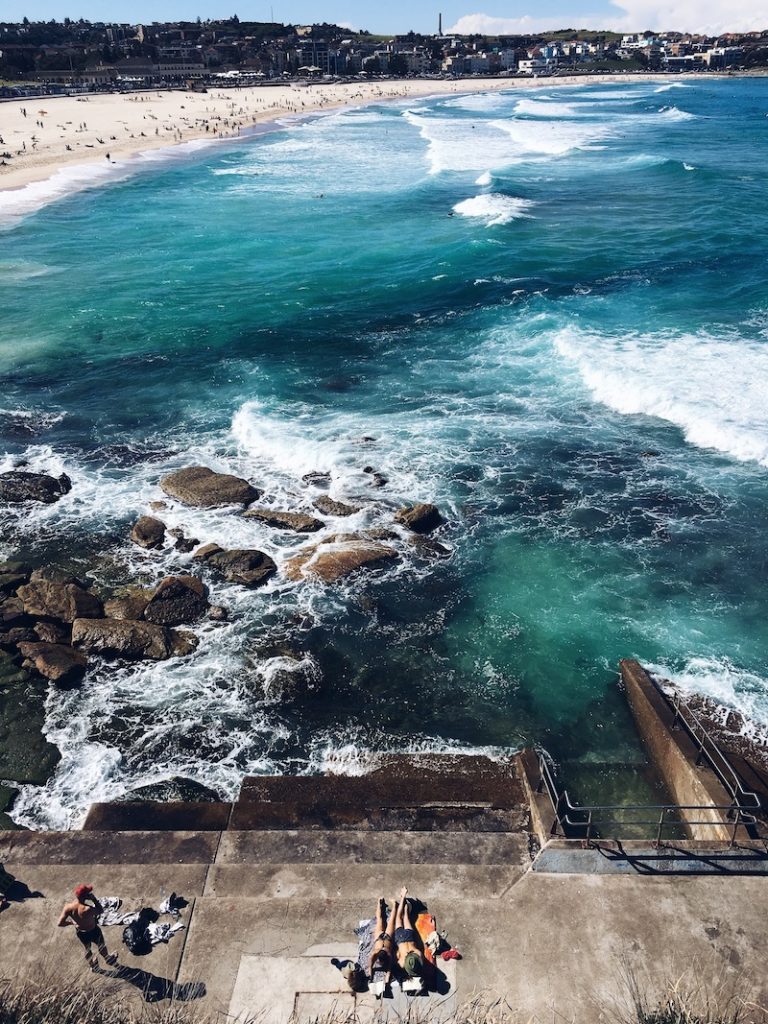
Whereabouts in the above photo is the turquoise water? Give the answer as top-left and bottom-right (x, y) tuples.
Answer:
(2, 78), (768, 827)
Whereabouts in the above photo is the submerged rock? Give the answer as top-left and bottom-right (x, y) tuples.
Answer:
(203, 548), (278, 589)
(18, 641), (88, 687)
(193, 542), (224, 562)
(130, 515), (166, 550)
(0, 651), (60, 785)
(0, 471), (71, 505)
(123, 776), (222, 803)
(243, 507), (324, 533)
(71, 618), (197, 661)
(286, 535), (398, 584)
(143, 575), (209, 626)
(302, 471), (331, 489)
(160, 466), (260, 508)
(394, 502), (444, 534)
(313, 496), (361, 517)
(17, 580), (103, 623)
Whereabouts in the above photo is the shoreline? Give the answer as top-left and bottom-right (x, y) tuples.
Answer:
(0, 72), (696, 212)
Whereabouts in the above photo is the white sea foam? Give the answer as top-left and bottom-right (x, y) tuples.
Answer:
(655, 82), (692, 93)
(490, 116), (614, 156)
(514, 98), (584, 118)
(453, 193), (534, 226)
(553, 327), (768, 467)
(647, 658), (768, 735)
(476, 170), (493, 186)
(683, 162), (696, 171)
(658, 105), (696, 121)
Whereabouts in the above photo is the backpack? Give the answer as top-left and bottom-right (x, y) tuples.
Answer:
(122, 907), (159, 955)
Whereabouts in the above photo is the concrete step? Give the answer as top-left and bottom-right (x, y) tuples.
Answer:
(216, 829), (529, 865)
(82, 801), (232, 831)
(0, 830), (221, 864)
(203, 861), (526, 900)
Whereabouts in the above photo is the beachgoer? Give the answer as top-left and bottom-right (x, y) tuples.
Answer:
(57, 884), (117, 970)
(367, 896), (396, 981)
(393, 886), (424, 980)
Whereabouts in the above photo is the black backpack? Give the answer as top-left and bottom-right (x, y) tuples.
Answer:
(122, 907), (159, 955)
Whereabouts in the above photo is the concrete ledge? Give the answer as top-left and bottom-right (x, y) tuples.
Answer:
(621, 660), (735, 841)
(82, 802), (232, 831)
(0, 830), (222, 863)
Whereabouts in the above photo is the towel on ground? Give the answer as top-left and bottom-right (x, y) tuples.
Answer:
(98, 897), (139, 927)
(353, 914), (388, 991)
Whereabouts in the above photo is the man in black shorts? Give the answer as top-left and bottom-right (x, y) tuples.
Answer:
(393, 886), (425, 980)
(57, 884), (118, 970)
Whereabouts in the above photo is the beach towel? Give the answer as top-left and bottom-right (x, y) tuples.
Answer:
(353, 914), (388, 992)
(98, 897), (139, 927)
(415, 912), (438, 966)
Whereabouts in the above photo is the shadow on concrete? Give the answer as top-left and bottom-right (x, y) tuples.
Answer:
(595, 841), (768, 875)
(95, 965), (206, 1004)
(0, 867), (44, 909)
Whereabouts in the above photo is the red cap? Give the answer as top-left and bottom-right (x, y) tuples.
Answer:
(74, 884), (93, 900)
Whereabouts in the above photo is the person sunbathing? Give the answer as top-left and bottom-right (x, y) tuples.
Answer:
(393, 886), (425, 980)
(367, 896), (395, 982)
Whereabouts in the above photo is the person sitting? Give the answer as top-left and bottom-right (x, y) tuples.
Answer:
(393, 886), (425, 982)
(367, 896), (395, 983)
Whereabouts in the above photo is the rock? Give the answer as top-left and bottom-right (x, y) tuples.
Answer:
(0, 572), (27, 596)
(0, 561), (30, 576)
(0, 471), (71, 505)
(143, 576), (209, 626)
(243, 507), (324, 533)
(174, 536), (199, 553)
(206, 549), (278, 589)
(0, 598), (26, 627)
(0, 627), (37, 649)
(394, 502), (444, 534)
(18, 642), (88, 687)
(363, 467), (388, 488)
(365, 528), (399, 542)
(103, 596), (150, 621)
(313, 496), (361, 517)
(193, 543), (224, 562)
(123, 776), (221, 802)
(160, 466), (260, 508)
(208, 605), (228, 622)
(171, 631), (199, 657)
(168, 527), (184, 539)
(17, 581), (103, 623)
(33, 621), (71, 644)
(130, 515), (166, 550)
(148, 500), (168, 511)
(286, 536), (398, 584)
(29, 566), (87, 586)
(71, 617), (197, 661)
(259, 655), (318, 704)
(0, 651), (61, 785)
(409, 536), (453, 560)
(302, 471), (331, 489)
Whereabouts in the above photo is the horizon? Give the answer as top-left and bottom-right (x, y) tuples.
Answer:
(1, 1), (765, 38)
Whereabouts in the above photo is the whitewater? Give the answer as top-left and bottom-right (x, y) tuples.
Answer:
(2, 77), (768, 828)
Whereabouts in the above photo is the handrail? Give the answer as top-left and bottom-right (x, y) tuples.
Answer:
(536, 747), (763, 846)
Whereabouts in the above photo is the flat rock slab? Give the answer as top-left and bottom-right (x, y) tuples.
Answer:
(243, 508), (324, 533)
(160, 466), (260, 507)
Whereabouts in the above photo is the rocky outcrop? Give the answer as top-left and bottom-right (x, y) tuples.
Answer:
(286, 535), (398, 584)
(103, 595), (150, 621)
(193, 542), (223, 561)
(16, 580), (103, 623)
(160, 466), (260, 508)
(130, 515), (166, 550)
(0, 651), (61, 785)
(243, 507), (324, 533)
(17, 641), (88, 687)
(394, 502), (444, 534)
(71, 617), (197, 661)
(199, 547), (278, 589)
(302, 471), (331, 489)
(143, 575), (209, 626)
(313, 496), (361, 517)
(0, 471), (71, 505)
(33, 621), (71, 644)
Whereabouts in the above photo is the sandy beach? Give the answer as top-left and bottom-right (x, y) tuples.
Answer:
(0, 74), (683, 196)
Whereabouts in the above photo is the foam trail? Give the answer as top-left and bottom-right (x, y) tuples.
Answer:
(453, 193), (534, 226)
(647, 657), (768, 735)
(554, 327), (768, 467)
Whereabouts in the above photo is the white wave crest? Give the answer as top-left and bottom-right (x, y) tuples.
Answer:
(553, 327), (768, 467)
(476, 170), (493, 186)
(647, 657), (768, 735)
(490, 116), (614, 156)
(655, 82), (692, 93)
(453, 193), (534, 226)
(658, 105), (696, 122)
(514, 98), (584, 118)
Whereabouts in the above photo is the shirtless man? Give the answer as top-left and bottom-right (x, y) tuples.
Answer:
(393, 886), (424, 980)
(367, 896), (396, 982)
(57, 884), (117, 970)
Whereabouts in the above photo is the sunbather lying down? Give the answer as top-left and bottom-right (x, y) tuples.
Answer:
(394, 886), (425, 980)
(368, 896), (395, 982)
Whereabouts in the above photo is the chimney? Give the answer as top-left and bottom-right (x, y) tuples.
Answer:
(438, 12), (443, 35)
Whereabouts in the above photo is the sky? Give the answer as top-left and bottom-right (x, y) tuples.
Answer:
(2, 0), (764, 36)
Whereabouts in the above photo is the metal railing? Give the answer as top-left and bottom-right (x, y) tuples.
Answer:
(536, 750), (761, 846)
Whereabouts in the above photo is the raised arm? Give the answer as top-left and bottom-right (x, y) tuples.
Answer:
(57, 903), (74, 927)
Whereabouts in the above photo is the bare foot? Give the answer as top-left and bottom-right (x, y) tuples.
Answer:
(398, 886), (408, 903)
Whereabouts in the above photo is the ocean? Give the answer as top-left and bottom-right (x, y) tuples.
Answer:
(2, 77), (768, 828)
